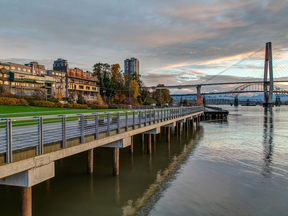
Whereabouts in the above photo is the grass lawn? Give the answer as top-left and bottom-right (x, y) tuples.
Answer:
(0, 105), (135, 118)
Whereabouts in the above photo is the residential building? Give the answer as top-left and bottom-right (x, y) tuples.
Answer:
(0, 62), (53, 96)
(53, 58), (99, 100)
(124, 57), (139, 76)
(46, 70), (66, 98)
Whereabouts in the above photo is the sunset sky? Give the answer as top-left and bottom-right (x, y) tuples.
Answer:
(0, 0), (288, 94)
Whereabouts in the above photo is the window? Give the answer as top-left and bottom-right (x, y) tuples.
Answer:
(17, 67), (21, 71)
(0, 74), (2, 77)
(0, 80), (2, 84)
(4, 81), (9, 85)
(31, 84), (34, 87)
(22, 68), (26, 72)
(0, 65), (3, 69)
(27, 69), (31, 72)
(11, 66), (15, 70)
(11, 82), (15, 86)
(4, 66), (9, 70)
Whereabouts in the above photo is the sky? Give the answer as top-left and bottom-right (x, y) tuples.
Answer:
(0, 0), (288, 95)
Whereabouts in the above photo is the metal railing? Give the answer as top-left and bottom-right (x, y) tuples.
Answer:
(0, 106), (204, 163)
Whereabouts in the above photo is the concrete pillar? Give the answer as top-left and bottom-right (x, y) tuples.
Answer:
(21, 187), (32, 216)
(166, 127), (170, 142)
(113, 148), (119, 176)
(147, 134), (152, 154)
(130, 136), (133, 153)
(87, 149), (93, 174)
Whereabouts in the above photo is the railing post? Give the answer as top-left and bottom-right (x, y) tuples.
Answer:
(125, 112), (128, 131)
(107, 113), (110, 136)
(145, 110), (147, 126)
(154, 110), (156, 124)
(158, 110), (160, 123)
(139, 111), (141, 128)
(161, 109), (163, 122)
(133, 111), (135, 129)
(62, 116), (66, 148)
(80, 115), (84, 143)
(38, 117), (43, 155)
(117, 112), (120, 134)
(95, 114), (98, 139)
(149, 110), (152, 125)
(6, 119), (12, 163)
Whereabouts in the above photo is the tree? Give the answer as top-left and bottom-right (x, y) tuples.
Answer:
(77, 94), (86, 105)
(183, 99), (188, 106)
(129, 80), (140, 102)
(0, 84), (5, 95)
(155, 84), (172, 105)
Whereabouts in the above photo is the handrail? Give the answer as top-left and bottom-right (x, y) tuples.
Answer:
(0, 106), (204, 164)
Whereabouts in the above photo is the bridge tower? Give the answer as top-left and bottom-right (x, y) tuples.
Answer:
(263, 42), (274, 107)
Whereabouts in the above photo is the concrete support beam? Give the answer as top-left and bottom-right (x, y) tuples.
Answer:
(0, 162), (54, 187)
(147, 134), (152, 154)
(21, 187), (32, 216)
(87, 149), (93, 174)
(102, 137), (131, 148)
(161, 122), (176, 128)
(166, 127), (170, 142)
(113, 148), (119, 176)
(144, 127), (160, 135)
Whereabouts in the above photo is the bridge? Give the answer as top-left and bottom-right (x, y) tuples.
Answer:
(0, 107), (204, 216)
(148, 42), (288, 107)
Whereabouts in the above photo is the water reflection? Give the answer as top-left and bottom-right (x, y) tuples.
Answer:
(122, 126), (203, 216)
(262, 107), (274, 178)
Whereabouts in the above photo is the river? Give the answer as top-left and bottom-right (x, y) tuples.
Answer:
(0, 105), (288, 216)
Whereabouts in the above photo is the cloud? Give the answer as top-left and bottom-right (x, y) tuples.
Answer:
(0, 0), (288, 90)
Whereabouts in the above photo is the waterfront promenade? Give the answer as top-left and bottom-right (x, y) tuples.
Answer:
(0, 106), (204, 216)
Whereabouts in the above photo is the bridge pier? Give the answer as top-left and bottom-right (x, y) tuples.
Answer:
(21, 187), (32, 216)
(113, 148), (119, 176)
(87, 149), (93, 174)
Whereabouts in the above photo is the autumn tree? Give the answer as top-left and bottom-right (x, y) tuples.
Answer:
(155, 84), (172, 105)
(130, 80), (140, 102)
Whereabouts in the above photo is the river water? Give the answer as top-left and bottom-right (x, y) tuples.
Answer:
(0, 106), (288, 216)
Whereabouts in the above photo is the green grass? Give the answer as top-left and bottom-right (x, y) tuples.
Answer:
(0, 105), (135, 118)
(0, 105), (143, 128)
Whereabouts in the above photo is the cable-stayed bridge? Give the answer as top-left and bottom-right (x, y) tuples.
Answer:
(149, 42), (288, 107)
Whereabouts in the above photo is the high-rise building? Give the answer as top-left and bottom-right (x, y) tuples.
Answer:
(124, 57), (139, 76)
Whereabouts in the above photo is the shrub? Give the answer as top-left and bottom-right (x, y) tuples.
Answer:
(63, 103), (73, 108)
(55, 102), (63, 108)
(0, 92), (16, 98)
(0, 97), (28, 106)
(72, 104), (88, 109)
(91, 104), (108, 109)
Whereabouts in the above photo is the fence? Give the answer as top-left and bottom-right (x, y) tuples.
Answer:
(0, 106), (204, 163)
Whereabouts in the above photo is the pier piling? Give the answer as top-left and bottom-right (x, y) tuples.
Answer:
(113, 148), (119, 176)
(147, 134), (152, 154)
(87, 149), (93, 174)
(21, 187), (32, 216)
